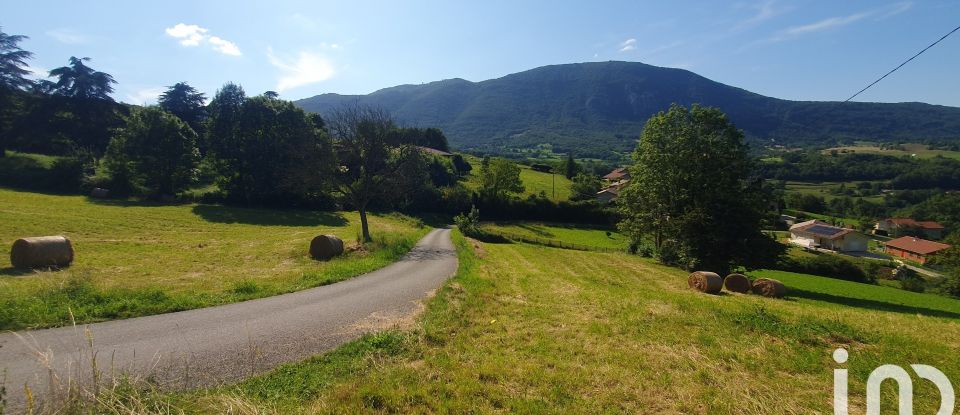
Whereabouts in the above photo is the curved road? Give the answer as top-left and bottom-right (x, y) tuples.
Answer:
(0, 228), (457, 410)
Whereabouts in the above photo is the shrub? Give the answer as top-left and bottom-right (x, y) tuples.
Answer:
(777, 253), (874, 283)
(453, 205), (482, 238)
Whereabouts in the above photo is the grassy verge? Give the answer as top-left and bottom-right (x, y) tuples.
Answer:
(147, 236), (960, 413)
(480, 221), (627, 251)
(0, 188), (429, 330)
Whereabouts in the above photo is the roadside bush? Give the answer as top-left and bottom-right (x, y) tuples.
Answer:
(895, 267), (927, 293)
(453, 205), (482, 238)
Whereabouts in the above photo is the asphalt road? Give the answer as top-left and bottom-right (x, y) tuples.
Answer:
(0, 228), (457, 411)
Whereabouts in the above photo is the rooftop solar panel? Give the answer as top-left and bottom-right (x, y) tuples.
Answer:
(805, 225), (844, 236)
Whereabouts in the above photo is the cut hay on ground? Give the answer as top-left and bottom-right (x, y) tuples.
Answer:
(752, 278), (787, 298)
(10, 235), (74, 269)
(724, 273), (751, 293)
(688, 271), (722, 294)
(310, 235), (344, 261)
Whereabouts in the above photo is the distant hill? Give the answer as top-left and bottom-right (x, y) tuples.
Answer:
(296, 61), (960, 160)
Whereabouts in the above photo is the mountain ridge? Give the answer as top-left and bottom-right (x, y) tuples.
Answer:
(295, 61), (960, 159)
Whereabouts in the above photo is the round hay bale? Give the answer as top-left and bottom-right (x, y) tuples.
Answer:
(688, 271), (722, 294)
(724, 273), (751, 293)
(10, 236), (74, 269)
(310, 235), (344, 261)
(90, 188), (110, 198)
(752, 278), (787, 298)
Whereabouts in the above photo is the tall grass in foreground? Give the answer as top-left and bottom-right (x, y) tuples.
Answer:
(172, 236), (959, 414)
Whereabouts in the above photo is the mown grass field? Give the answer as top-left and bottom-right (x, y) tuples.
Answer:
(824, 142), (960, 161)
(0, 188), (428, 330)
(783, 181), (885, 204)
(157, 234), (960, 414)
(480, 221), (627, 250)
(463, 156), (573, 201)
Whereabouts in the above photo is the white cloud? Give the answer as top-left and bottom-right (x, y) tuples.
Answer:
(784, 12), (869, 36)
(268, 48), (336, 92)
(126, 87), (165, 105)
(765, 2), (913, 43)
(46, 28), (90, 44)
(164, 23), (241, 56)
(209, 36), (241, 56)
(165, 23), (207, 46)
(619, 38), (637, 52)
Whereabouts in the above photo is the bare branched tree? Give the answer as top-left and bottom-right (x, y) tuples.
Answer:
(327, 104), (427, 242)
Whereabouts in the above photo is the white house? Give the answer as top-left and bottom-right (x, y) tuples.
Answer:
(789, 220), (869, 253)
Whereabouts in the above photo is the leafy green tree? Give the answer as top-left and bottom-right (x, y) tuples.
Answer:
(388, 127), (450, 151)
(0, 27), (34, 157)
(570, 172), (601, 201)
(217, 96), (334, 205)
(929, 234), (960, 297)
(327, 104), (428, 242)
(104, 107), (199, 197)
(427, 156), (458, 187)
(450, 154), (472, 176)
(479, 158), (524, 200)
(205, 82), (246, 160)
(158, 82), (206, 138)
(617, 104), (780, 274)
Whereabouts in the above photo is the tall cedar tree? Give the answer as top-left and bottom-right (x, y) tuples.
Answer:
(158, 82), (206, 140)
(0, 27), (34, 157)
(47, 57), (120, 154)
(327, 105), (428, 242)
(617, 104), (781, 274)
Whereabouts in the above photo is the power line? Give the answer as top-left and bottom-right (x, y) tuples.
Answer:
(844, 24), (960, 102)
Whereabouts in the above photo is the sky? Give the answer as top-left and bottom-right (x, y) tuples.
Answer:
(4, 1), (959, 106)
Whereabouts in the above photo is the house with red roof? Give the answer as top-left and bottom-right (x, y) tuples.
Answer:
(884, 236), (951, 264)
(875, 218), (945, 240)
(789, 220), (869, 253)
(602, 167), (630, 182)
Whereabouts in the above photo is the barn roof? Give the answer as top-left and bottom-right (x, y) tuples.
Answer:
(885, 236), (951, 255)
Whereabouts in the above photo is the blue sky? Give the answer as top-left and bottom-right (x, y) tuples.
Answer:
(5, 1), (959, 106)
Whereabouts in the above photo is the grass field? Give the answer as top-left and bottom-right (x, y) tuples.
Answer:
(783, 181), (885, 204)
(0, 188), (429, 330)
(463, 156), (573, 201)
(480, 221), (627, 250)
(824, 142), (960, 161)
(144, 235), (960, 414)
